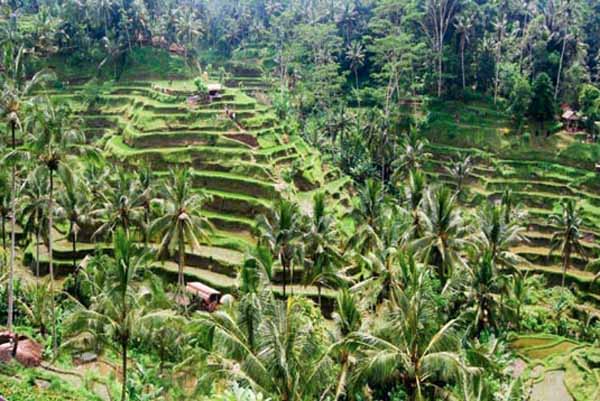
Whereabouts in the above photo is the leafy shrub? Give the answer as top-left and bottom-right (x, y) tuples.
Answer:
(194, 77), (208, 94)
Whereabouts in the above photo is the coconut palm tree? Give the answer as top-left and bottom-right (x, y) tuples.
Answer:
(92, 168), (144, 240)
(150, 168), (212, 292)
(64, 228), (158, 401)
(347, 178), (387, 255)
(174, 5), (203, 60)
(25, 98), (87, 354)
(194, 295), (334, 401)
(464, 252), (504, 334)
(345, 41), (365, 89)
(413, 186), (473, 284)
(133, 165), (155, 248)
(19, 167), (49, 278)
(549, 199), (587, 287)
(0, 45), (51, 332)
(257, 199), (304, 298)
(476, 203), (527, 270)
(350, 269), (473, 401)
(17, 278), (56, 337)
(391, 130), (432, 182)
(445, 155), (472, 196)
(304, 192), (343, 305)
(455, 14), (473, 91)
(330, 289), (362, 400)
(56, 167), (93, 272)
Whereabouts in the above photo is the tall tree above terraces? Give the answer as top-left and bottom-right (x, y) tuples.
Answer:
(150, 168), (213, 293)
(421, 0), (459, 97)
(64, 228), (157, 401)
(19, 167), (49, 278)
(257, 199), (304, 298)
(454, 12), (474, 91)
(552, 0), (583, 101)
(0, 45), (50, 332)
(549, 199), (587, 287)
(25, 98), (88, 355)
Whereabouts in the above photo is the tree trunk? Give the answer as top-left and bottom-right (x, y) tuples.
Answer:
(71, 222), (77, 272)
(178, 233), (185, 291)
(7, 121), (17, 332)
(121, 339), (128, 401)
(281, 255), (287, 298)
(35, 229), (40, 278)
(437, 46), (443, 97)
(460, 39), (466, 91)
(555, 34), (567, 101)
(1, 215), (5, 251)
(562, 246), (570, 287)
(318, 284), (322, 307)
(49, 168), (57, 355)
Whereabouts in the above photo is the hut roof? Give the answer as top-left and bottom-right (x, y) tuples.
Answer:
(207, 83), (222, 92)
(186, 282), (221, 302)
(561, 109), (580, 120)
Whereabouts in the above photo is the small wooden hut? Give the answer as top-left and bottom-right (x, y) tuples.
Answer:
(207, 83), (223, 101)
(186, 282), (221, 311)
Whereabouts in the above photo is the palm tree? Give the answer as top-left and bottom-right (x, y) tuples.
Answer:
(345, 41), (365, 89)
(175, 5), (203, 60)
(17, 278), (56, 337)
(134, 166), (155, 248)
(476, 203), (527, 270)
(413, 186), (473, 284)
(92, 169), (144, 240)
(257, 199), (304, 298)
(150, 169), (212, 292)
(350, 271), (473, 401)
(445, 155), (472, 196)
(405, 169), (427, 238)
(553, 0), (582, 101)
(391, 130), (432, 181)
(464, 252), (504, 334)
(26, 98), (87, 354)
(454, 14), (473, 91)
(304, 192), (343, 305)
(19, 168), (49, 278)
(549, 199), (587, 287)
(0, 46), (51, 332)
(194, 295), (334, 400)
(56, 168), (92, 272)
(64, 228), (154, 401)
(330, 289), (362, 400)
(347, 178), (387, 255)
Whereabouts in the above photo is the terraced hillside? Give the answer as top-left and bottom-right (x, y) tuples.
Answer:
(422, 100), (600, 292)
(26, 71), (349, 302)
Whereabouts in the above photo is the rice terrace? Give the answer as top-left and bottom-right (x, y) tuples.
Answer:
(2, 1), (600, 400)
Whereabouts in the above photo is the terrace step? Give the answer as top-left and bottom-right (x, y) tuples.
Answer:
(511, 245), (588, 270)
(151, 261), (335, 301)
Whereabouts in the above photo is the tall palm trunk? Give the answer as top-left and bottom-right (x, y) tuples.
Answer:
(121, 338), (128, 401)
(48, 168), (57, 355)
(1, 215), (5, 254)
(71, 222), (77, 272)
(281, 252), (287, 298)
(35, 228), (40, 278)
(178, 227), (185, 291)
(562, 244), (571, 287)
(460, 37), (466, 90)
(437, 40), (443, 97)
(555, 34), (567, 101)
(7, 121), (17, 331)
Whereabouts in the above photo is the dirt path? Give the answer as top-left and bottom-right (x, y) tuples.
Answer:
(530, 370), (573, 401)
